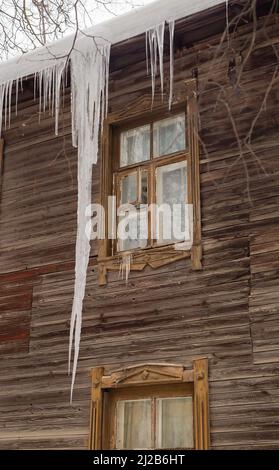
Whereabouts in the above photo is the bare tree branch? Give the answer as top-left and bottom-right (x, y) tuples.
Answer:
(0, 0), (143, 60)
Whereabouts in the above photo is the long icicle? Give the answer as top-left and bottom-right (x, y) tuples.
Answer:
(168, 20), (175, 109)
(148, 28), (157, 106)
(54, 62), (66, 135)
(68, 38), (111, 402)
(146, 21), (175, 107)
(156, 22), (165, 98)
(0, 84), (5, 136)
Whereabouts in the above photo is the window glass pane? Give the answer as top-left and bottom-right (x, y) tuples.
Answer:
(118, 208), (148, 252)
(156, 161), (187, 244)
(154, 114), (186, 158)
(118, 170), (149, 252)
(121, 173), (137, 204)
(156, 397), (194, 449)
(116, 399), (152, 449)
(120, 125), (150, 167)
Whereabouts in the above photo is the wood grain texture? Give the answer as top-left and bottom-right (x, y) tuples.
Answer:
(0, 2), (279, 450)
(0, 139), (4, 204)
(194, 358), (210, 450)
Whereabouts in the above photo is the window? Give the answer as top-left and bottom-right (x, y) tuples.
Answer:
(115, 113), (187, 253)
(89, 359), (210, 450)
(99, 81), (201, 285)
(110, 387), (194, 450)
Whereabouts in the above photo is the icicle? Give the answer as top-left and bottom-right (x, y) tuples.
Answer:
(0, 84), (5, 136)
(168, 20), (175, 109)
(119, 253), (132, 283)
(147, 24), (165, 105)
(148, 28), (157, 105)
(51, 67), (55, 117)
(35, 62), (67, 133)
(43, 69), (48, 113)
(104, 49), (110, 118)
(0, 80), (13, 136)
(0, 80), (13, 134)
(48, 69), (52, 114)
(8, 80), (12, 128)
(0, 60), (66, 139)
(54, 62), (65, 135)
(15, 78), (19, 116)
(147, 21), (175, 106)
(4, 82), (8, 130)
(157, 23), (165, 97)
(68, 38), (111, 402)
(34, 72), (37, 101)
(61, 66), (67, 110)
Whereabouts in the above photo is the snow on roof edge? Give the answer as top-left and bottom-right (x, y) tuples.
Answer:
(0, 0), (225, 85)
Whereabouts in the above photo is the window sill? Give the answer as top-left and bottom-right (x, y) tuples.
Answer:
(97, 243), (202, 285)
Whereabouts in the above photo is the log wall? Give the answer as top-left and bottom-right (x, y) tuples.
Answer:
(0, 6), (279, 449)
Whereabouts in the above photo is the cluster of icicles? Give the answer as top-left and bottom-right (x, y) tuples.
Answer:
(0, 21), (175, 401)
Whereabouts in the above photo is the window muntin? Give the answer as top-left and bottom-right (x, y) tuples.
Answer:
(115, 113), (188, 253)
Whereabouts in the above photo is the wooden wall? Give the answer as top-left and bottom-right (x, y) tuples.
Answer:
(0, 6), (279, 449)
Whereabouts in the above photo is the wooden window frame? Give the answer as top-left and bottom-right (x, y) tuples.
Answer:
(114, 118), (187, 254)
(98, 80), (202, 285)
(89, 358), (210, 450)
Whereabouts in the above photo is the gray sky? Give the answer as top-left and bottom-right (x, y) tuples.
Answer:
(92, 0), (156, 23)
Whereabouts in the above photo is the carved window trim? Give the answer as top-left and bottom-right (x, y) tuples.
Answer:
(98, 79), (202, 285)
(89, 358), (210, 450)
